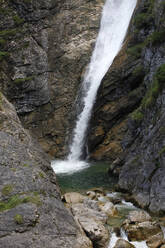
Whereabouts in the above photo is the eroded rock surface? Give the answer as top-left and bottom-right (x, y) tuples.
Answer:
(88, 0), (165, 214)
(0, 0), (104, 158)
(0, 94), (88, 248)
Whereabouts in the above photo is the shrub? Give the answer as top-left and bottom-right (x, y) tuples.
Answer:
(127, 43), (144, 59)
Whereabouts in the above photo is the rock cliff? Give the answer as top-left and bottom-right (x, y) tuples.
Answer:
(0, 93), (91, 247)
(0, 0), (104, 158)
(88, 0), (165, 214)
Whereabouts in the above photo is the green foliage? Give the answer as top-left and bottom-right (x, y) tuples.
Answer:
(13, 15), (24, 26)
(0, 29), (17, 39)
(155, 64), (165, 85)
(39, 172), (45, 178)
(141, 64), (165, 109)
(0, 39), (6, 48)
(131, 108), (144, 122)
(13, 76), (34, 84)
(2, 184), (13, 196)
(0, 195), (23, 212)
(14, 214), (24, 224)
(0, 193), (42, 212)
(134, 0), (155, 29)
(127, 43), (144, 59)
(146, 29), (165, 46)
(159, 146), (165, 156)
(0, 51), (9, 61)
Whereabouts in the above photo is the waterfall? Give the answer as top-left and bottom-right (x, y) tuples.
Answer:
(67, 0), (137, 161)
(52, 0), (137, 174)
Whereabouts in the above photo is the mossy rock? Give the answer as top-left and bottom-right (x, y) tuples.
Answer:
(2, 184), (14, 196)
(14, 214), (24, 224)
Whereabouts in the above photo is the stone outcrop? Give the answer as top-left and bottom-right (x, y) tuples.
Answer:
(0, 0), (104, 158)
(0, 93), (88, 247)
(88, 0), (165, 214)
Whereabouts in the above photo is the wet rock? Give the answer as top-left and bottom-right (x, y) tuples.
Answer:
(83, 198), (100, 211)
(123, 221), (162, 241)
(86, 191), (96, 200)
(127, 210), (151, 223)
(114, 239), (135, 248)
(63, 192), (86, 204)
(99, 201), (118, 217)
(71, 203), (109, 248)
(146, 232), (164, 248)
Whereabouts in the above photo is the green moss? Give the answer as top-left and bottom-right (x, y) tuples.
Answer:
(0, 51), (9, 61)
(141, 64), (165, 109)
(13, 76), (34, 84)
(0, 29), (17, 39)
(2, 184), (14, 196)
(0, 39), (6, 48)
(39, 172), (45, 178)
(127, 43), (144, 59)
(0, 195), (23, 212)
(14, 214), (24, 224)
(0, 193), (42, 212)
(147, 30), (165, 46)
(159, 146), (165, 156)
(0, 91), (3, 110)
(133, 0), (155, 29)
(23, 195), (42, 206)
(155, 64), (165, 85)
(131, 108), (144, 122)
(13, 15), (24, 26)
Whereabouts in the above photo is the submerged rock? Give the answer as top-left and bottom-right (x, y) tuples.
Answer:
(114, 239), (135, 248)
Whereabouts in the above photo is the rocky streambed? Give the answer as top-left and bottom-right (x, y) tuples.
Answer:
(61, 189), (165, 248)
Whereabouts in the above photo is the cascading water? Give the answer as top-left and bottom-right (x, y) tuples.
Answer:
(108, 229), (148, 248)
(52, 0), (137, 174)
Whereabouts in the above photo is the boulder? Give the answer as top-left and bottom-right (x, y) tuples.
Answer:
(71, 203), (109, 248)
(123, 221), (162, 241)
(127, 210), (151, 223)
(86, 191), (96, 200)
(114, 239), (135, 248)
(63, 192), (86, 204)
(146, 232), (164, 248)
(99, 202), (118, 216)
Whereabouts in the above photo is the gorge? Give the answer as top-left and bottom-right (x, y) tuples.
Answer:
(0, 0), (165, 247)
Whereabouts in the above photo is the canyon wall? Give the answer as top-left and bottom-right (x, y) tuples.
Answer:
(0, 0), (104, 158)
(88, 0), (165, 214)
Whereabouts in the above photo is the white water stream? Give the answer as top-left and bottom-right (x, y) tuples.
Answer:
(52, 0), (137, 174)
(108, 229), (148, 248)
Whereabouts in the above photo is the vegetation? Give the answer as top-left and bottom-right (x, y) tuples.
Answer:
(13, 76), (34, 84)
(0, 29), (17, 39)
(14, 214), (24, 224)
(2, 184), (14, 196)
(131, 108), (144, 122)
(127, 43), (144, 59)
(0, 51), (9, 61)
(13, 15), (24, 26)
(0, 193), (42, 212)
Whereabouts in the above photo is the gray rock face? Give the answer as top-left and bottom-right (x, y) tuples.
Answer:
(0, 0), (104, 158)
(0, 94), (86, 247)
(88, 0), (165, 214)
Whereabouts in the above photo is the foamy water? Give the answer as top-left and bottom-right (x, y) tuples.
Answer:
(108, 229), (148, 248)
(51, 160), (89, 174)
